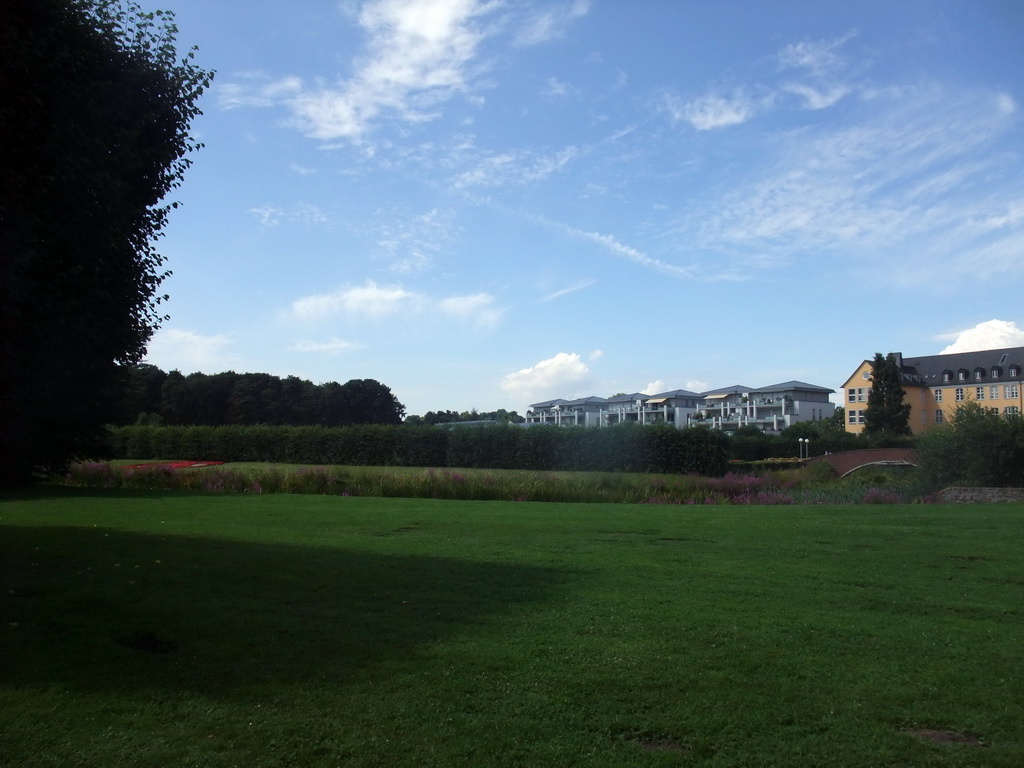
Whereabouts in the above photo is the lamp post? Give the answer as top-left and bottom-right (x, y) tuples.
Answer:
(798, 438), (811, 460)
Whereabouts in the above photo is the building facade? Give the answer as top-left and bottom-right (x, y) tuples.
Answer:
(526, 382), (834, 433)
(842, 347), (1024, 435)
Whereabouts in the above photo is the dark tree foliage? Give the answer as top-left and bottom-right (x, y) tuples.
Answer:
(406, 408), (524, 425)
(1, 0), (212, 484)
(119, 366), (406, 427)
(863, 352), (912, 437)
(916, 401), (1024, 488)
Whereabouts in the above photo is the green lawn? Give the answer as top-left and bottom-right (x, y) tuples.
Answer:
(2, 488), (1023, 767)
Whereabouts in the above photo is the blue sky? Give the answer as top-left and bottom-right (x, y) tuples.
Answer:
(145, 0), (1024, 417)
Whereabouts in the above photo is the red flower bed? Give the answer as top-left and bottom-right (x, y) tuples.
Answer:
(122, 461), (224, 470)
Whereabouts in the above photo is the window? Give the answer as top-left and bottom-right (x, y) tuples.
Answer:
(976, 387), (985, 400)
(848, 409), (857, 424)
(934, 388), (943, 402)
(992, 367), (1002, 379)
(1005, 384), (1020, 399)
(942, 370), (952, 383)
(991, 407), (1001, 416)
(921, 410), (927, 425)
(991, 385), (1000, 399)
(1005, 406), (1020, 417)
(1010, 365), (1021, 377)
(935, 410), (944, 423)
(958, 369), (968, 381)
(955, 388), (965, 402)
(847, 388), (857, 405)
(975, 368), (985, 380)
(859, 411), (866, 424)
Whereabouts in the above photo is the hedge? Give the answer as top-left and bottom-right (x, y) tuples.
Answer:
(105, 423), (729, 476)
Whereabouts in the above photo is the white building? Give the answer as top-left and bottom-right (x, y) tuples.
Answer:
(527, 381), (834, 433)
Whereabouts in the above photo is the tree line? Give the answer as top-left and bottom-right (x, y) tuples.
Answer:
(121, 365), (405, 427)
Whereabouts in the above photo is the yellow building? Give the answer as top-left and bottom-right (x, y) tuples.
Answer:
(842, 347), (1024, 435)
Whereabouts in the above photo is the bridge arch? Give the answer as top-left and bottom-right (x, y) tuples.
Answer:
(808, 448), (918, 478)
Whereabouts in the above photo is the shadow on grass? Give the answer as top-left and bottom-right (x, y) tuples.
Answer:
(1, 524), (573, 698)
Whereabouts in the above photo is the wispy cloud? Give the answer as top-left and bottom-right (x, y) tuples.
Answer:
(370, 207), (456, 273)
(513, 0), (592, 47)
(145, 329), (239, 372)
(501, 351), (592, 402)
(541, 279), (595, 302)
(452, 145), (579, 188)
(664, 32), (858, 131)
(289, 337), (364, 356)
(665, 90), (760, 131)
(669, 84), (1023, 283)
(220, 1), (591, 143)
(776, 31), (857, 76)
(221, 0), (497, 141)
(290, 279), (503, 329)
(249, 203), (329, 228)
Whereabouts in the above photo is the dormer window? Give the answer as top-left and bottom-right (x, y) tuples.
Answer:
(974, 367), (985, 381)
(1011, 365), (1021, 378)
(957, 369), (968, 382)
(992, 367), (1002, 379)
(942, 370), (953, 383)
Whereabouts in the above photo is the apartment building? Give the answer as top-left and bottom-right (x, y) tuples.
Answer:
(842, 346), (1024, 435)
(526, 381), (835, 433)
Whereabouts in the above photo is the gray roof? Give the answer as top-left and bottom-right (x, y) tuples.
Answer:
(700, 385), (752, 396)
(898, 346), (1024, 385)
(528, 398), (569, 408)
(605, 392), (649, 403)
(649, 389), (703, 399)
(750, 380), (835, 394)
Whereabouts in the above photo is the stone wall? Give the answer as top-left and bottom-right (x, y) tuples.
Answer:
(940, 487), (1024, 503)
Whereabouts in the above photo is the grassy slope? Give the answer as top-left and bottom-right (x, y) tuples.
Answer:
(2, 489), (1023, 767)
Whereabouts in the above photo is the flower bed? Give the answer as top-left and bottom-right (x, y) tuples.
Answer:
(121, 461), (224, 470)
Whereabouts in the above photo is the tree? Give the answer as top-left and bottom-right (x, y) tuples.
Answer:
(336, 379), (406, 426)
(916, 401), (1024, 489)
(863, 352), (912, 437)
(1, 0), (212, 484)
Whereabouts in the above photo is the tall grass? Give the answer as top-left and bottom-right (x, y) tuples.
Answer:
(60, 461), (937, 505)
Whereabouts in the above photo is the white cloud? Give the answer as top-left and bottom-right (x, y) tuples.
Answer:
(438, 292), (504, 328)
(222, 1), (591, 143)
(501, 352), (592, 403)
(686, 379), (709, 393)
(290, 0), (497, 141)
(290, 279), (502, 328)
(292, 281), (419, 319)
(939, 320), (1024, 354)
(667, 90), (758, 131)
(782, 82), (849, 110)
(144, 329), (238, 372)
(588, 349), (604, 362)
(777, 32), (856, 76)
(218, 74), (303, 109)
(289, 337), (364, 356)
(645, 380), (666, 394)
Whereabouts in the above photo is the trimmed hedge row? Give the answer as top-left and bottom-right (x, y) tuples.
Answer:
(106, 423), (730, 475)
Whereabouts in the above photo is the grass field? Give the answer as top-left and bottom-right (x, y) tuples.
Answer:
(2, 488), (1023, 766)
